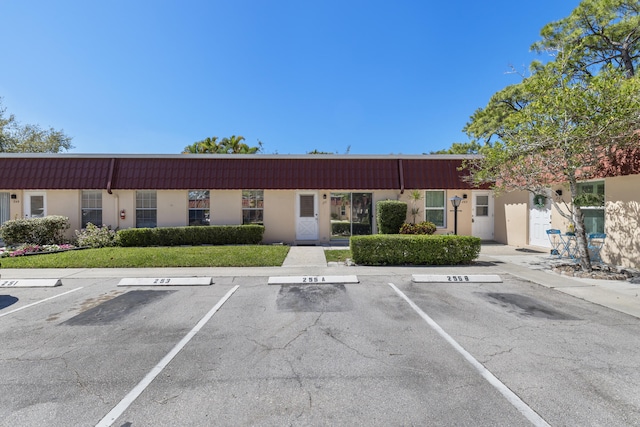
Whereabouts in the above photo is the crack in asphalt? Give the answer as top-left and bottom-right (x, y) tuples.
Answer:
(245, 313), (324, 351)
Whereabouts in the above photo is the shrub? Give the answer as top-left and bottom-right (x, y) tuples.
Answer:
(75, 223), (119, 248)
(399, 221), (437, 235)
(376, 200), (407, 234)
(117, 225), (265, 247)
(0, 216), (70, 245)
(350, 234), (481, 265)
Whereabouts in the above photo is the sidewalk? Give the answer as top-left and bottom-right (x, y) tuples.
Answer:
(281, 246), (327, 267)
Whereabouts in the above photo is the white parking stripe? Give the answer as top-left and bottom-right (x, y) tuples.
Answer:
(95, 285), (240, 427)
(388, 283), (551, 427)
(0, 287), (83, 318)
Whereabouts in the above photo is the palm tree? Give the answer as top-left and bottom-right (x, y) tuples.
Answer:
(409, 190), (423, 224)
(183, 135), (262, 154)
(219, 135), (262, 154)
(182, 136), (220, 154)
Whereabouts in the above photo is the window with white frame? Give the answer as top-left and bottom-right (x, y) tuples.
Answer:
(136, 191), (157, 228)
(81, 190), (102, 228)
(242, 190), (264, 224)
(188, 190), (210, 225)
(577, 181), (604, 234)
(425, 190), (446, 227)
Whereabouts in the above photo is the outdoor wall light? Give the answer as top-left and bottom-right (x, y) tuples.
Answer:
(323, 194), (327, 200)
(462, 194), (468, 199)
(450, 195), (462, 235)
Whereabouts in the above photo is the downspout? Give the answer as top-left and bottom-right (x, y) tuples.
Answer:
(105, 158), (119, 228)
(106, 158), (115, 194)
(398, 159), (405, 195)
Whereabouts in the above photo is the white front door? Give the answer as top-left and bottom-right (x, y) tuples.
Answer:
(24, 192), (46, 218)
(472, 191), (494, 240)
(296, 192), (318, 241)
(529, 194), (552, 248)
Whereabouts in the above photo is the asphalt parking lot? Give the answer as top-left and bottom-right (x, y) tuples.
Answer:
(2, 260), (640, 426)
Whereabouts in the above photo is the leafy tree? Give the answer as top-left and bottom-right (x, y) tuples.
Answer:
(0, 98), (73, 153)
(532, 0), (640, 78)
(463, 83), (531, 147)
(431, 141), (483, 154)
(468, 56), (640, 271)
(464, 0), (640, 272)
(307, 149), (334, 154)
(307, 145), (352, 154)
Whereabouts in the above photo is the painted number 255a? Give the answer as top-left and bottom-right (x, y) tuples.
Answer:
(302, 276), (326, 283)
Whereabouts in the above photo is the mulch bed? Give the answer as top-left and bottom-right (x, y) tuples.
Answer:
(552, 263), (640, 282)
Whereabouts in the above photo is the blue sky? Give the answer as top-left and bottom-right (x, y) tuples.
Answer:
(1, 1), (580, 155)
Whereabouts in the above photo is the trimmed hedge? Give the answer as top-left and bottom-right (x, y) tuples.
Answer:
(350, 234), (481, 265)
(0, 215), (70, 246)
(117, 225), (265, 247)
(376, 200), (407, 234)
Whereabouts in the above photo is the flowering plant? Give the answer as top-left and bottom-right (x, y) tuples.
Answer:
(0, 244), (75, 258)
(75, 223), (119, 248)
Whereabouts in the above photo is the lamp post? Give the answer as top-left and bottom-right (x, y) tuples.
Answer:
(450, 195), (462, 235)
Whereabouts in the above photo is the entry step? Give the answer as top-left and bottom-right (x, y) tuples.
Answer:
(268, 275), (359, 285)
(118, 277), (213, 286)
(0, 278), (62, 288)
(412, 274), (502, 283)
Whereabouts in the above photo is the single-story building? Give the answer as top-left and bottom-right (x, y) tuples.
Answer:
(2, 153), (637, 270)
(494, 150), (640, 270)
(0, 154), (493, 245)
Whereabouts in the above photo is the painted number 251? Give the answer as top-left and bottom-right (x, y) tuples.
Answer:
(0, 281), (19, 287)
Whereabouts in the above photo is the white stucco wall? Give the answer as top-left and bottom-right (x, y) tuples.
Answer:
(263, 190), (295, 244)
(494, 191), (529, 247)
(603, 174), (640, 269)
(211, 190), (242, 225)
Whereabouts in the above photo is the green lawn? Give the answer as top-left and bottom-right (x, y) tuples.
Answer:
(0, 245), (290, 268)
(324, 249), (352, 263)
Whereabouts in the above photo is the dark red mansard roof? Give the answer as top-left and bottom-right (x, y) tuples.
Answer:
(0, 154), (483, 191)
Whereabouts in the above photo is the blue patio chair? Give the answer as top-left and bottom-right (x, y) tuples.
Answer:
(587, 233), (606, 264)
(546, 229), (564, 258)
